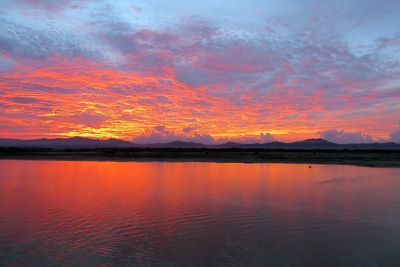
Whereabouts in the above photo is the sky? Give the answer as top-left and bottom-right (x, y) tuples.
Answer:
(0, 0), (399, 144)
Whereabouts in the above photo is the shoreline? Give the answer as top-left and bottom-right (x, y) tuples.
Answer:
(0, 149), (399, 167)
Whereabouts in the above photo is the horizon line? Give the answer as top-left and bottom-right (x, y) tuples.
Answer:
(0, 136), (399, 146)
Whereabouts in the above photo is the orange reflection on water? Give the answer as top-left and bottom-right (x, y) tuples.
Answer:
(1, 160), (400, 265)
(1, 161), (398, 224)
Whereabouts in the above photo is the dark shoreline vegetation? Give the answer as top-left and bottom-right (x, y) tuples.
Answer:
(0, 147), (399, 167)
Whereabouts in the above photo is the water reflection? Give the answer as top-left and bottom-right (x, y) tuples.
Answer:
(0, 160), (399, 266)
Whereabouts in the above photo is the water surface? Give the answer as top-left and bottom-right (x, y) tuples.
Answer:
(0, 160), (400, 266)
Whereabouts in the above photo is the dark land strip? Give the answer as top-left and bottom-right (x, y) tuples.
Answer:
(0, 147), (399, 167)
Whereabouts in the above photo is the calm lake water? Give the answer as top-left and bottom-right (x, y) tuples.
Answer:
(0, 160), (400, 266)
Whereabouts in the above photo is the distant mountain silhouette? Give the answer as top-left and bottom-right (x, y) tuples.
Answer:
(215, 141), (242, 148)
(0, 137), (133, 149)
(292, 138), (335, 145)
(144, 140), (206, 148)
(286, 138), (339, 149)
(0, 137), (399, 150)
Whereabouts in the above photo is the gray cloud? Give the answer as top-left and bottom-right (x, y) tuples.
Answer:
(133, 125), (215, 144)
(183, 127), (194, 133)
(390, 126), (400, 143)
(320, 129), (373, 144)
(260, 132), (276, 143)
(0, 16), (119, 64)
(0, 80), (75, 94)
(3, 0), (86, 13)
(0, 56), (14, 72)
(65, 112), (109, 127)
(7, 96), (40, 104)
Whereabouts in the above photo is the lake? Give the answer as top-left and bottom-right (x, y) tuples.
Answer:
(0, 160), (399, 266)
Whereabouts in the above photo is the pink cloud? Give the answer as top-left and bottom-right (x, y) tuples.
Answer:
(320, 129), (373, 144)
(132, 126), (215, 144)
(390, 126), (400, 143)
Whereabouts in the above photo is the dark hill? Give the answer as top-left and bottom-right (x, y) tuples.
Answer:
(0, 137), (133, 149)
(0, 137), (399, 150)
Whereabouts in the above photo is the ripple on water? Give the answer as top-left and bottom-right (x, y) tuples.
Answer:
(1, 161), (400, 266)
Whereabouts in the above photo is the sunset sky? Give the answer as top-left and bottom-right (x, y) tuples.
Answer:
(0, 0), (399, 143)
